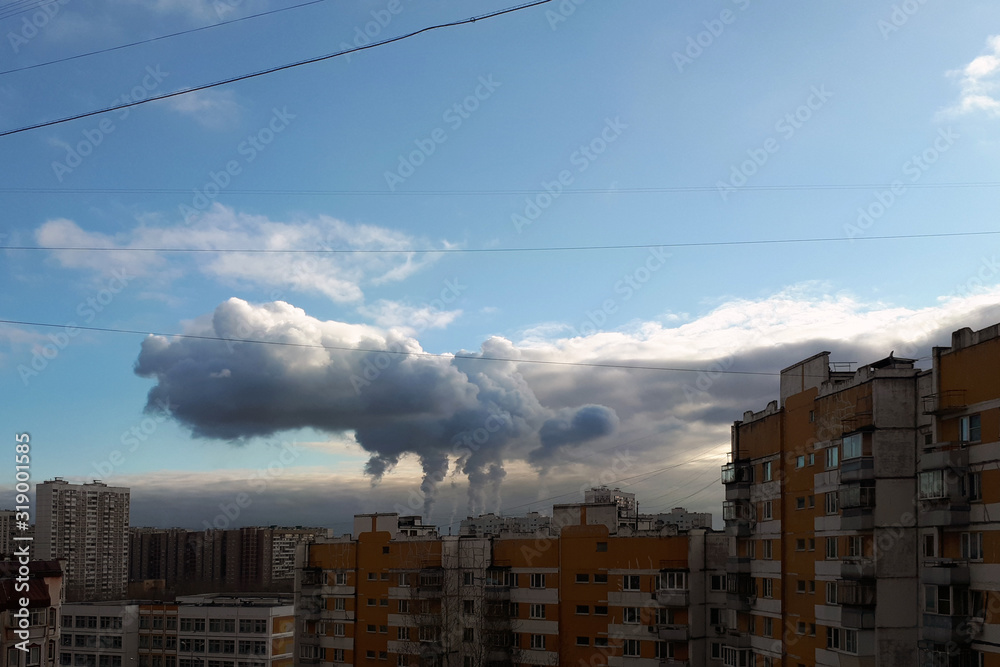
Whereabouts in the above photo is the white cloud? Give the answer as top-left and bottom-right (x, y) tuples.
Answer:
(943, 35), (1000, 117)
(34, 205), (448, 303)
(357, 299), (462, 332)
(167, 90), (243, 129)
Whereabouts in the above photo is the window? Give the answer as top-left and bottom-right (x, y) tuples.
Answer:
(594, 605), (608, 615)
(710, 575), (726, 591)
(796, 455), (805, 468)
(379, 625), (388, 634)
(808, 538), (816, 551)
(462, 628), (474, 642)
(796, 496), (805, 510)
(397, 600), (408, 613)
(809, 581), (816, 594)
(239, 620), (266, 634)
(826, 537), (838, 559)
(99, 617), (121, 630)
(748, 540), (756, 559)
(575, 605), (588, 615)
(334, 597), (346, 611)
(827, 627), (857, 653)
(658, 571), (687, 590)
(333, 624), (345, 637)
(335, 572), (346, 585)
(623, 639), (640, 657)
(840, 483), (875, 509)
(575, 573), (589, 583)
(710, 607), (722, 624)
(529, 573), (545, 589)
(596, 541), (608, 552)
(529, 604), (545, 620)
(847, 535), (863, 558)
(960, 414), (982, 443)
(367, 598), (376, 607)
(367, 624), (376, 634)
(809, 452), (815, 466)
(530, 635), (545, 650)
(797, 580), (806, 593)
(923, 533), (937, 558)
(826, 581), (838, 605)
(762, 578), (773, 598)
(762, 500), (773, 520)
(367, 572), (376, 581)
(825, 491), (839, 515)
(762, 540), (773, 560)
(576, 637), (589, 646)
(842, 433), (863, 460)
(623, 575), (640, 591)
(593, 573), (608, 584)
(796, 538), (805, 551)
(808, 495), (815, 508)
(463, 571), (474, 586)
(763, 617), (773, 637)
(622, 607), (640, 624)
(967, 472), (982, 501)
(711, 643), (723, 660)
(919, 470), (946, 499)
(594, 638), (609, 648)
(962, 532), (984, 561)
(762, 461), (772, 481)
(825, 446), (839, 469)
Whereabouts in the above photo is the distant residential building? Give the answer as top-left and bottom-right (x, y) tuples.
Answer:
(0, 560), (64, 667)
(36, 480), (129, 602)
(296, 503), (727, 667)
(458, 512), (550, 536)
(652, 508), (713, 532)
(129, 527), (329, 597)
(60, 594), (294, 667)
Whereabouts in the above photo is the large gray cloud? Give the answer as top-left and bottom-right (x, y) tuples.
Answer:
(134, 298), (619, 514)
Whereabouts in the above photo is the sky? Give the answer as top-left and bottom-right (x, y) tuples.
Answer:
(2, 0), (1000, 534)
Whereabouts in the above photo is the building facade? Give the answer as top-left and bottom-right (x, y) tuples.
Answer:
(0, 561), (64, 667)
(295, 500), (727, 667)
(36, 480), (130, 602)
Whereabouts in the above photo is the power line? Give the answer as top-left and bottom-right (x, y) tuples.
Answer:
(0, 0), (555, 138)
(0, 317), (803, 378)
(3, 182), (1000, 195)
(5, 229), (999, 254)
(0, 0), (328, 76)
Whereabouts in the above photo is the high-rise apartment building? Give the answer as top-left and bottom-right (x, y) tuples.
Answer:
(36, 480), (130, 602)
(295, 497), (727, 667)
(720, 321), (1000, 666)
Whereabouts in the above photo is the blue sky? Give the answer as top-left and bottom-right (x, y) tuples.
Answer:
(3, 0), (1000, 532)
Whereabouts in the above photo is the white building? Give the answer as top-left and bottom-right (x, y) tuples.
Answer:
(36, 480), (130, 602)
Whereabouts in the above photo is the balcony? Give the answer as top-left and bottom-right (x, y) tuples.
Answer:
(722, 500), (755, 537)
(922, 390), (967, 415)
(657, 624), (689, 642)
(837, 580), (876, 607)
(922, 559), (970, 587)
(726, 574), (755, 612)
(655, 589), (689, 607)
(841, 558), (875, 580)
(922, 613), (983, 644)
(722, 460), (752, 501)
(839, 456), (874, 482)
(726, 556), (751, 574)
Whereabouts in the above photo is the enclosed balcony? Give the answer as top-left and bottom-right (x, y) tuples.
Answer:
(921, 559), (970, 587)
(657, 624), (689, 641)
(721, 459), (753, 501)
(726, 574), (755, 612)
(841, 558), (875, 580)
(722, 500), (755, 537)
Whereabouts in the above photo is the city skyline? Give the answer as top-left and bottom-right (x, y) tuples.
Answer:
(3, 1), (1000, 532)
